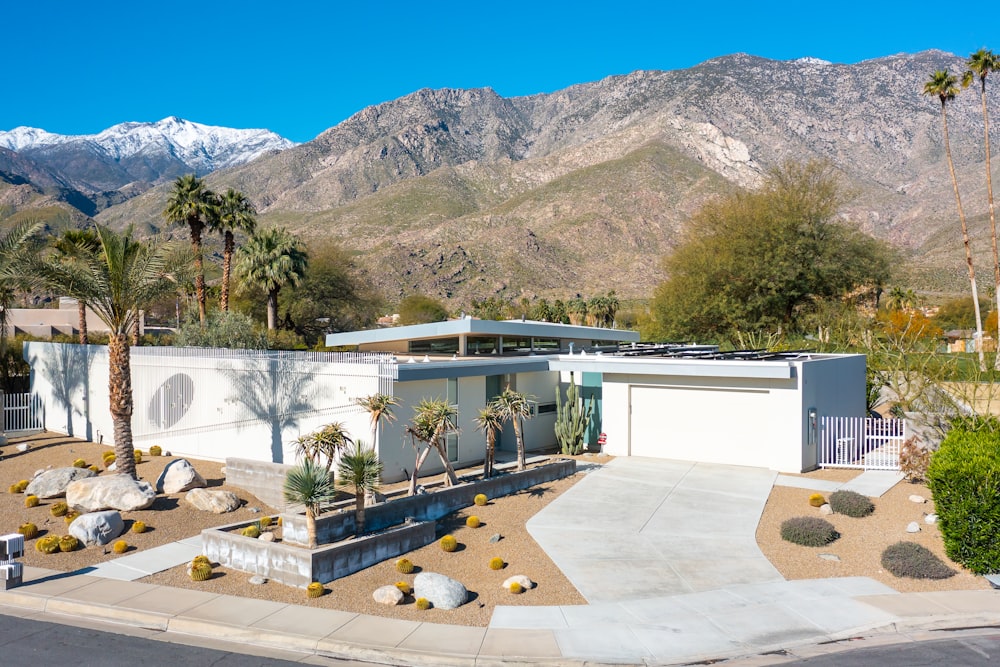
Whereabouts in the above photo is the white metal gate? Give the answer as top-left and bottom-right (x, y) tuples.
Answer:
(819, 416), (903, 470)
(3, 392), (43, 433)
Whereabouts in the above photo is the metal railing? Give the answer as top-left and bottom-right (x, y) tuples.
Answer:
(819, 416), (903, 470)
(3, 393), (43, 433)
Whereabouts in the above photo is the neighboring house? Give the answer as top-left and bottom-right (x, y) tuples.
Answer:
(5, 298), (143, 339)
(942, 329), (996, 354)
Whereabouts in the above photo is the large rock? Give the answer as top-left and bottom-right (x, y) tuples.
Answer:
(373, 585), (404, 605)
(414, 572), (467, 610)
(156, 459), (207, 494)
(25, 467), (96, 499)
(69, 511), (125, 547)
(66, 475), (156, 512)
(185, 488), (241, 513)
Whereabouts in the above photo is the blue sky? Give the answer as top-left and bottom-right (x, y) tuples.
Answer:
(4, 1), (990, 143)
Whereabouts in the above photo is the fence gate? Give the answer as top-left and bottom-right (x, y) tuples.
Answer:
(3, 393), (43, 433)
(819, 416), (903, 471)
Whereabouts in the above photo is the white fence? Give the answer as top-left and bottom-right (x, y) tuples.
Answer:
(3, 392), (43, 433)
(819, 416), (903, 470)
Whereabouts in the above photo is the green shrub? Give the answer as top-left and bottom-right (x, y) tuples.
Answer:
(829, 489), (874, 517)
(780, 516), (839, 547)
(927, 428), (1000, 574)
(808, 493), (826, 508)
(440, 535), (458, 552)
(881, 541), (955, 579)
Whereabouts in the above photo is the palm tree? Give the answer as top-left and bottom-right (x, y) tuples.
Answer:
(165, 174), (215, 326)
(211, 188), (257, 313)
(33, 225), (177, 479)
(965, 49), (1000, 368)
(336, 439), (383, 536)
(354, 393), (399, 452)
(283, 458), (336, 549)
(885, 287), (917, 312)
(0, 221), (42, 423)
(493, 386), (533, 471)
(924, 69), (986, 370)
(474, 402), (503, 479)
(49, 228), (100, 345)
(235, 227), (308, 331)
(294, 421), (352, 472)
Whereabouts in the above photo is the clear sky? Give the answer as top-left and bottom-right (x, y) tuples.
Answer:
(4, 1), (990, 143)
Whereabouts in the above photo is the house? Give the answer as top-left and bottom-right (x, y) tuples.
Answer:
(5, 298), (144, 339)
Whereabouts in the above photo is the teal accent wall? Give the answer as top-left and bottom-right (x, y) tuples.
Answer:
(581, 372), (603, 449)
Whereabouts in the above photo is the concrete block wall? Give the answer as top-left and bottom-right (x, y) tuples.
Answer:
(224, 458), (295, 508)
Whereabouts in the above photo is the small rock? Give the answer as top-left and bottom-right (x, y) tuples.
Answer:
(165, 451), (173, 457)
(489, 533), (503, 544)
(248, 507), (261, 514)
(502, 575), (535, 590)
(819, 553), (841, 562)
(248, 575), (267, 585)
(185, 488), (241, 513)
(259, 531), (275, 542)
(819, 504), (833, 515)
(16, 443), (29, 452)
(373, 585), (404, 605)
(906, 521), (921, 533)
(414, 485), (427, 495)
(909, 495), (926, 504)
(69, 510), (125, 547)
(155, 459), (207, 494)
(414, 572), (467, 610)
(925, 513), (938, 525)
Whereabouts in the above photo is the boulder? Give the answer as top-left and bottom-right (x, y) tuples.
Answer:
(501, 575), (535, 591)
(819, 504), (833, 515)
(909, 494), (926, 504)
(69, 511), (125, 547)
(26, 467), (96, 498)
(373, 585), (404, 605)
(66, 476), (156, 512)
(259, 531), (275, 542)
(414, 572), (467, 610)
(185, 488), (241, 513)
(15, 443), (29, 453)
(155, 459), (207, 494)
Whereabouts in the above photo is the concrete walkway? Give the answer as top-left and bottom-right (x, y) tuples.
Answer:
(775, 470), (904, 498)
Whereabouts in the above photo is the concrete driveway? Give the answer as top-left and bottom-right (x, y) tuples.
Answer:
(526, 457), (784, 603)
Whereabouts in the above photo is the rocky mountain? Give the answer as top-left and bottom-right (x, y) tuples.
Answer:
(88, 51), (1000, 303)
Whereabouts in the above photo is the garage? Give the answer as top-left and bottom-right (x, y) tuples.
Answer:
(628, 384), (773, 467)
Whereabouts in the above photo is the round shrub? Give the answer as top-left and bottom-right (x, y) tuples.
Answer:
(808, 493), (826, 508)
(149, 445), (162, 457)
(59, 535), (79, 552)
(489, 556), (505, 570)
(112, 540), (128, 554)
(132, 521), (147, 534)
(415, 597), (431, 610)
(509, 581), (524, 594)
(36, 536), (60, 554)
(395, 558), (414, 574)
(466, 515), (481, 528)
(189, 561), (212, 581)
(440, 535), (458, 552)
(72, 458), (86, 468)
(18, 523), (38, 539)
(881, 541), (956, 579)
(192, 555), (211, 566)
(395, 581), (411, 595)
(242, 525), (261, 538)
(829, 489), (874, 518)
(50, 501), (69, 517)
(780, 516), (839, 547)
(474, 493), (488, 506)
(306, 582), (324, 598)
(24, 494), (39, 508)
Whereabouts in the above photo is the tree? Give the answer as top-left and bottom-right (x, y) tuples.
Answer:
(0, 221), (42, 401)
(884, 286), (917, 313)
(494, 386), (533, 471)
(473, 402), (503, 479)
(49, 228), (100, 345)
(211, 188), (257, 313)
(354, 393), (399, 451)
(294, 421), (352, 472)
(652, 161), (892, 340)
(407, 398), (459, 492)
(336, 440), (383, 536)
(33, 225), (177, 479)
(164, 174), (215, 326)
(235, 227), (308, 331)
(398, 294), (448, 325)
(965, 50), (1000, 369)
(173, 309), (268, 349)
(283, 458), (336, 549)
(924, 70), (985, 370)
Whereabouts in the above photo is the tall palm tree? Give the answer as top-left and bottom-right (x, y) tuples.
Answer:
(474, 402), (503, 479)
(493, 386), (533, 471)
(965, 49), (1000, 368)
(283, 458), (336, 549)
(33, 225), (177, 479)
(336, 439), (383, 536)
(354, 393), (399, 451)
(924, 69), (986, 370)
(235, 227), (308, 331)
(211, 188), (257, 313)
(49, 228), (100, 345)
(293, 421), (352, 472)
(165, 174), (215, 326)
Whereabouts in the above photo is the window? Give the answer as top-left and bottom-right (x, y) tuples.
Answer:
(532, 338), (560, 352)
(467, 336), (499, 355)
(501, 336), (532, 354)
(536, 402), (557, 415)
(446, 378), (459, 462)
(409, 337), (459, 355)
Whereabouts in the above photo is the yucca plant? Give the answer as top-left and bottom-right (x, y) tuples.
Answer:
(336, 439), (383, 536)
(283, 458), (336, 549)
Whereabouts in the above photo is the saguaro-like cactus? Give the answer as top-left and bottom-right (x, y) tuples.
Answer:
(555, 374), (595, 455)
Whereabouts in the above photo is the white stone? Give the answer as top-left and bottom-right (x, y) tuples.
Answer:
(819, 504), (833, 515)
(501, 575), (535, 591)
(925, 513), (938, 525)
(248, 575), (267, 585)
(26, 467), (97, 499)
(414, 572), (467, 610)
(373, 585), (404, 605)
(15, 443), (29, 452)
(819, 553), (841, 562)
(185, 488), (241, 513)
(259, 531), (275, 542)
(155, 459), (206, 494)
(66, 475), (156, 512)
(909, 495), (926, 504)
(906, 521), (921, 533)
(69, 511), (125, 547)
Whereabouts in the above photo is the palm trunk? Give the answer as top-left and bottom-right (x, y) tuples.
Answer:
(484, 431), (495, 479)
(77, 301), (88, 345)
(267, 287), (279, 330)
(409, 441), (433, 496)
(979, 80), (1000, 370)
(306, 506), (317, 549)
(108, 332), (136, 479)
(942, 101), (986, 371)
(221, 231), (234, 312)
(355, 491), (365, 536)
(515, 418), (526, 471)
(190, 220), (206, 326)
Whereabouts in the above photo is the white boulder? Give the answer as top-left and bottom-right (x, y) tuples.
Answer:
(373, 585), (405, 605)
(501, 575), (535, 591)
(414, 572), (467, 610)
(906, 521), (921, 533)
(26, 467), (96, 498)
(185, 488), (241, 513)
(155, 459), (207, 494)
(909, 494), (926, 504)
(66, 475), (156, 512)
(69, 511), (125, 547)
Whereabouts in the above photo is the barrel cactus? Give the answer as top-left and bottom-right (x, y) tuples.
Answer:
(259, 516), (273, 528)
(440, 535), (458, 552)
(242, 525), (261, 538)
(466, 515), (481, 528)
(132, 521), (147, 534)
(474, 493), (488, 506)
(395, 581), (411, 595)
(8, 484), (18, 494)
(36, 536), (60, 554)
(72, 458), (86, 468)
(306, 582), (324, 598)
(395, 558), (414, 574)
(509, 581), (524, 594)
(489, 556), (505, 570)
(64, 511), (79, 524)
(50, 501), (69, 517)
(103, 454), (116, 469)
(149, 445), (162, 457)
(189, 560), (212, 581)
(133, 449), (143, 463)
(88, 465), (100, 474)
(192, 555), (211, 566)
(17, 523), (38, 539)
(415, 597), (431, 610)
(16, 479), (29, 492)
(24, 494), (39, 508)
(59, 535), (79, 552)
(808, 493), (826, 508)
(112, 540), (128, 554)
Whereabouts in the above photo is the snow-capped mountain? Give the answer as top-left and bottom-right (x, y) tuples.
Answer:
(0, 117), (295, 193)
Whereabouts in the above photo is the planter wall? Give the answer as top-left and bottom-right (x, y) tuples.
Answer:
(224, 458), (294, 509)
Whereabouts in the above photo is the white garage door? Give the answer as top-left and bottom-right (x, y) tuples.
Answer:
(629, 384), (773, 467)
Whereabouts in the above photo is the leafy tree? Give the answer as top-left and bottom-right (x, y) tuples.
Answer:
(164, 174), (215, 326)
(652, 161), (892, 340)
(336, 440), (383, 536)
(33, 225), (178, 479)
(473, 402), (503, 479)
(173, 310), (268, 349)
(924, 70), (985, 370)
(283, 458), (336, 549)
(235, 227), (308, 331)
(884, 286), (918, 313)
(210, 188), (257, 313)
(294, 421), (353, 472)
(407, 398), (459, 492)
(566, 297), (588, 325)
(398, 294), (448, 325)
(933, 296), (991, 331)
(470, 295), (513, 321)
(354, 393), (399, 451)
(49, 228), (100, 345)
(0, 221), (42, 394)
(493, 386), (533, 471)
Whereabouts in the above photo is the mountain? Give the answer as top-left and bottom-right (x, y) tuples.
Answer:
(93, 51), (1000, 303)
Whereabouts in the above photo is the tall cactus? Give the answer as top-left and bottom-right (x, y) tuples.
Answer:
(555, 373), (595, 455)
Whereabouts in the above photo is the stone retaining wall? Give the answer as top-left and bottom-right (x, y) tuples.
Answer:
(224, 458), (294, 509)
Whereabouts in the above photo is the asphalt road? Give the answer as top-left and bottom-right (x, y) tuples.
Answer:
(775, 633), (1000, 666)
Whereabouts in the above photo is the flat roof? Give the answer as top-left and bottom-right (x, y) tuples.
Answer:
(325, 318), (640, 348)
